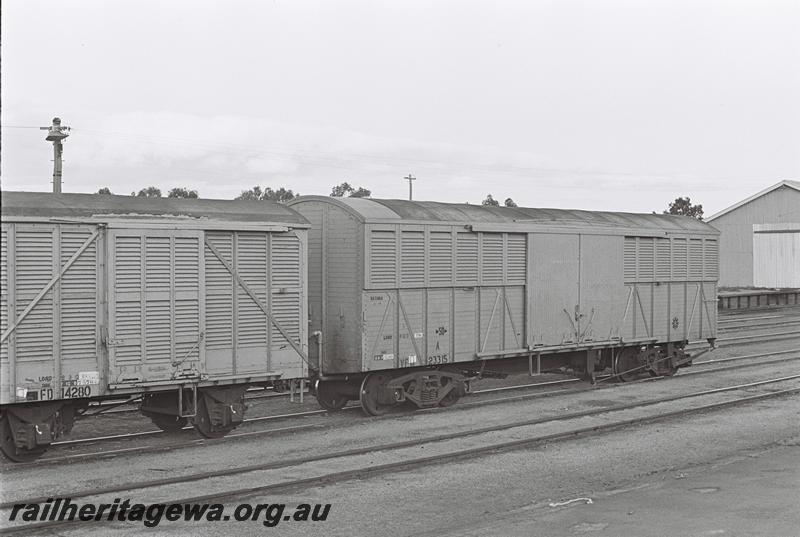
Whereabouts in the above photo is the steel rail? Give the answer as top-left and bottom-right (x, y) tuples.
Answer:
(2, 378), (798, 534)
(27, 351), (800, 458)
(86, 312), (800, 415)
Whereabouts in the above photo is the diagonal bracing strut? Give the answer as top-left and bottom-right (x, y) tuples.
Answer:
(204, 238), (309, 364)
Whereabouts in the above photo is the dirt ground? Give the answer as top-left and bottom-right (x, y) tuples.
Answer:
(24, 380), (799, 537)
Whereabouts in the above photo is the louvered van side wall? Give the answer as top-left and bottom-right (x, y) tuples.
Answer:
(621, 235), (718, 344)
(362, 225), (527, 372)
(202, 229), (307, 381)
(1, 223), (101, 405)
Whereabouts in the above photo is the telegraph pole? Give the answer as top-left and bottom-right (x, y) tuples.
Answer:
(404, 174), (416, 200)
(40, 117), (71, 194)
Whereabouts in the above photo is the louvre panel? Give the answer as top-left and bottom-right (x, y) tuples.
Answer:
(61, 298), (96, 358)
(623, 237), (636, 282)
(429, 232), (453, 284)
(481, 233), (504, 283)
(237, 233), (268, 346)
(16, 303), (54, 360)
(237, 233), (267, 290)
(400, 231), (425, 286)
(270, 293), (301, 346)
(672, 239), (688, 279)
(174, 300), (200, 338)
(61, 229), (97, 359)
(173, 237), (199, 360)
(114, 301), (141, 338)
(370, 230), (396, 286)
(1, 227), (8, 362)
(15, 229), (54, 360)
(655, 238), (671, 281)
(61, 230), (97, 291)
(237, 295), (267, 346)
(115, 236), (142, 292)
(112, 233), (143, 363)
(506, 234), (527, 282)
(145, 300), (171, 362)
(175, 300), (200, 362)
(205, 232), (233, 348)
(637, 237), (655, 281)
(174, 237), (200, 291)
(456, 233), (478, 282)
(143, 237), (172, 363)
(689, 239), (704, 280)
(271, 233), (301, 288)
(270, 232), (302, 346)
(704, 239), (719, 280)
(205, 295), (233, 348)
(145, 237), (171, 291)
(16, 230), (53, 294)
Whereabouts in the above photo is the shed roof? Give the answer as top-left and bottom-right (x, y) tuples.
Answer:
(0, 191), (309, 226)
(707, 180), (800, 222)
(290, 196), (716, 233)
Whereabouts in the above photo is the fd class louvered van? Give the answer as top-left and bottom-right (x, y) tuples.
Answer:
(288, 197), (719, 415)
(0, 192), (309, 461)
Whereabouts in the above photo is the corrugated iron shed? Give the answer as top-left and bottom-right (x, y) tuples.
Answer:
(705, 181), (800, 287)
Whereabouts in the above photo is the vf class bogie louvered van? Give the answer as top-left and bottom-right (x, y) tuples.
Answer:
(0, 192), (309, 461)
(288, 197), (719, 415)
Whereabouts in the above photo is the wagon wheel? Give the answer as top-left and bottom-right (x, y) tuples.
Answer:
(613, 348), (643, 382)
(315, 381), (348, 411)
(148, 413), (188, 432)
(193, 397), (235, 439)
(438, 378), (465, 408)
(0, 415), (46, 463)
(646, 349), (679, 378)
(359, 373), (394, 416)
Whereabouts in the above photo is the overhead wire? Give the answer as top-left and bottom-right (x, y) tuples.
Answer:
(4, 124), (712, 189)
(71, 127), (680, 183)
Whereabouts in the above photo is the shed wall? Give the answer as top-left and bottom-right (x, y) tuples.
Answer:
(709, 185), (800, 287)
(753, 229), (800, 287)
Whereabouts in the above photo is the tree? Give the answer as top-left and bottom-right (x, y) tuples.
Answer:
(350, 186), (371, 198)
(665, 197), (704, 220)
(482, 195), (517, 207)
(330, 182), (352, 197)
(330, 182), (371, 198)
(236, 186), (265, 201)
(235, 186), (297, 202)
(134, 187), (162, 198)
(96, 187), (113, 195)
(482, 194), (500, 206)
(266, 187), (298, 202)
(167, 187), (198, 199)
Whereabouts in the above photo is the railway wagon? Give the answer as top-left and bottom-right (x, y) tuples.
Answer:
(0, 192), (309, 461)
(289, 197), (719, 414)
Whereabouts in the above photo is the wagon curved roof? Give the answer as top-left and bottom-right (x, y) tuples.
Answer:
(290, 196), (716, 233)
(1, 191), (309, 226)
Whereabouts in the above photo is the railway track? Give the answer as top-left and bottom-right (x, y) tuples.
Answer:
(711, 329), (800, 346)
(2, 373), (797, 534)
(79, 307), (800, 417)
(10, 346), (800, 467)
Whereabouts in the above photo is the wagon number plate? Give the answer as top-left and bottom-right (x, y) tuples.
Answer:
(40, 385), (98, 400)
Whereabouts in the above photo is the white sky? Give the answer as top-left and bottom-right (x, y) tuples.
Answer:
(2, 0), (798, 216)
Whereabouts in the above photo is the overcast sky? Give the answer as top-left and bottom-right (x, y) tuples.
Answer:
(2, 0), (798, 216)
